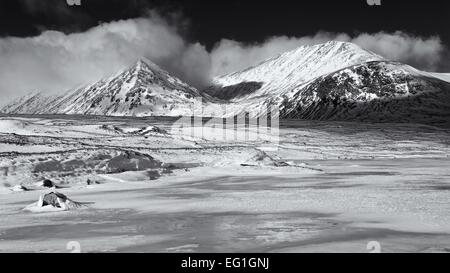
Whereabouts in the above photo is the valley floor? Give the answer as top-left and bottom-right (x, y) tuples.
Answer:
(0, 115), (449, 252)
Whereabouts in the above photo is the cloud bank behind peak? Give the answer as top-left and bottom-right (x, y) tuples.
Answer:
(211, 31), (445, 77)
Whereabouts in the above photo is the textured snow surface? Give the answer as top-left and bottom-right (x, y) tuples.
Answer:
(0, 116), (449, 252)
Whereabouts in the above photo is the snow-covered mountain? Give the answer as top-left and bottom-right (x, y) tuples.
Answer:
(205, 41), (383, 101)
(204, 41), (450, 125)
(2, 59), (204, 116)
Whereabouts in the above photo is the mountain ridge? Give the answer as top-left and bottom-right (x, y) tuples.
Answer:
(2, 41), (450, 126)
(2, 58), (204, 116)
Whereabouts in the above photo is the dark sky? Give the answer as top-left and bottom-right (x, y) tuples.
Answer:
(0, 0), (449, 98)
(0, 0), (449, 50)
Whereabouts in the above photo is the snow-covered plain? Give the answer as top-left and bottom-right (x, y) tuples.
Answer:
(0, 115), (449, 253)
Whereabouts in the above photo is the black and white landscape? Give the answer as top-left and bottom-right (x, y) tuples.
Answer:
(0, 0), (449, 253)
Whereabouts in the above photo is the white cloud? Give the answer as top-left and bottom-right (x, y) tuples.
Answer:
(0, 13), (211, 100)
(351, 31), (443, 71)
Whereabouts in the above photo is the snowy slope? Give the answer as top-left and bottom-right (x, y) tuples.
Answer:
(2, 59), (205, 116)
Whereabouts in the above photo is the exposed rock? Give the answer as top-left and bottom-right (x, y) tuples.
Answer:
(40, 192), (84, 210)
(146, 170), (161, 180)
(105, 151), (162, 173)
(42, 179), (55, 188)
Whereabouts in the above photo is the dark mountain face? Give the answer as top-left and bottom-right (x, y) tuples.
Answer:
(279, 61), (450, 125)
(203, 81), (264, 100)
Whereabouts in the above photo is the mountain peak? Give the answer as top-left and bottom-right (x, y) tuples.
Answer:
(326, 41), (381, 57)
(321, 40), (355, 47)
(132, 57), (163, 73)
(286, 41), (381, 60)
(324, 40), (361, 51)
